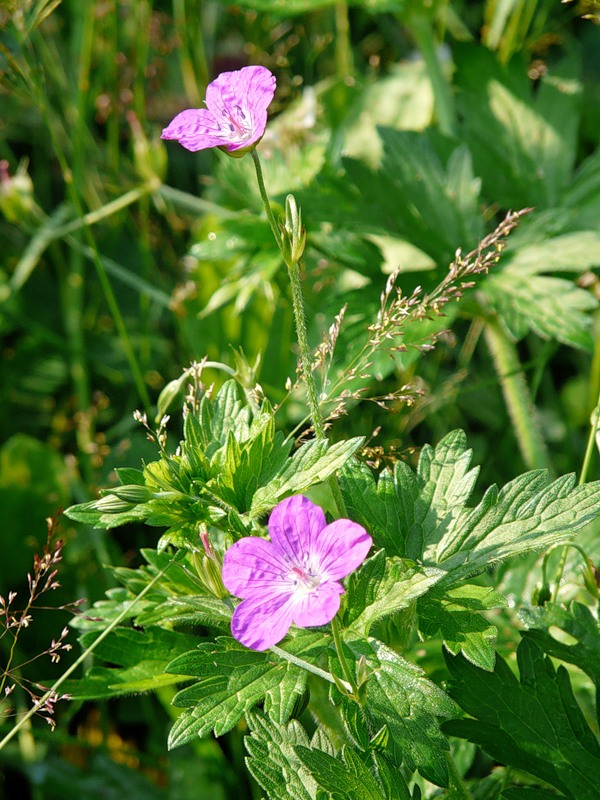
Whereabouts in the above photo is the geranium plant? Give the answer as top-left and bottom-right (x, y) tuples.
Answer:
(3, 57), (600, 800)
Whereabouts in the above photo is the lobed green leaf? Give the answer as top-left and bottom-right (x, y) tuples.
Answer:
(444, 638), (600, 798)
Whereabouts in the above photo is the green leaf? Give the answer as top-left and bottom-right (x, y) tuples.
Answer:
(64, 495), (150, 528)
(444, 638), (600, 799)
(305, 131), (482, 266)
(231, 0), (404, 14)
(71, 549), (230, 635)
(133, 595), (233, 629)
(483, 272), (597, 350)
(294, 744), (386, 800)
(245, 712), (317, 800)
(344, 550), (444, 635)
(502, 230), (600, 274)
(208, 413), (293, 513)
(502, 790), (568, 800)
(166, 633), (328, 748)
(340, 430), (600, 586)
(520, 600), (600, 686)
(250, 436), (363, 517)
(455, 45), (581, 208)
(417, 584), (508, 671)
(342, 638), (457, 787)
(66, 378), (361, 540)
(62, 627), (200, 699)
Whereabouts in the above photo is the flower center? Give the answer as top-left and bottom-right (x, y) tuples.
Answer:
(289, 565), (321, 593)
(222, 105), (252, 141)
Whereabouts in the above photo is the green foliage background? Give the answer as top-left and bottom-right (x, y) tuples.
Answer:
(2, 0), (600, 797)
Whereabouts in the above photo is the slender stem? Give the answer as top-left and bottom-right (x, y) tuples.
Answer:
(9, 187), (151, 292)
(334, 0), (353, 81)
(250, 148), (348, 515)
(67, 0), (96, 483)
(580, 402), (600, 487)
(30, 50), (152, 414)
(287, 263), (327, 441)
(270, 644), (352, 693)
(446, 751), (473, 800)
(330, 617), (356, 695)
(484, 315), (552, 473)
(250, 149), (283, 250)
(409, 13), (456, 137)
(250, 149), (324, 439)
(552, 394), (600, 599)
(54, 187), (150, 239)
(172, 0), (203, 106)
(0, 556), (181, 753)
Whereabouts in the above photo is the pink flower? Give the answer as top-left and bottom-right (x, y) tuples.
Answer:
(161, 65), (276, 156)
(222, 495), (372, 651)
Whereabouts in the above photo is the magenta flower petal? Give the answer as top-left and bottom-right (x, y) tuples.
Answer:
(222, 536), (289, 598)
(268, 495), (327, 566)
(311, 518), (374, 581)
(222, 495), (372, 651)
(160, 108), (229, 152)
(231, 591), (296, 651)
(161, 65), (276, 154)
(292, 581), (344, 628)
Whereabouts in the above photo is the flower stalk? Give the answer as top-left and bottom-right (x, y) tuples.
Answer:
(251, 151), (327, 441)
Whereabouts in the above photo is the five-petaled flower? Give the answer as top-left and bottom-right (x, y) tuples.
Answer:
(161, 65), (276, 156)
(222, 495), (372, 651)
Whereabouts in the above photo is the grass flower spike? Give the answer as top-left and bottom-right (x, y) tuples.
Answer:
(222, 496), (372, 651)
(161, 65), (276, 156)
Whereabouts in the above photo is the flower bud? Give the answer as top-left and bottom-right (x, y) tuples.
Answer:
(532, 581), (552, 606)
(93, 494), (136, 513)
(582, 556), (600, 599)
(111, 484), (152, 503)
(156, 374), (186, 422)
(192, 550), (228, 598)
(0, 160), (35, 224)
(281, 193), (306, 268)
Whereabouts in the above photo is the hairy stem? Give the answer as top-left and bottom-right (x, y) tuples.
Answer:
(250, 149), (347, 514)
(484, 315), (552, 473)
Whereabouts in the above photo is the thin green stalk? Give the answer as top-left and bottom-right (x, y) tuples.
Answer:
(484, 315), (552, 472)
(106, 0), (120, 173)
(552, 391), (600, 599)
(250, 149), (283, 250)
(270, 644), (352, 693)
(286, 261), (327, 442)
(0, 555), (181, 753)
(67, 0), (96, 483)
(30, 21), (152, 415)
(172, 0), (203, 106)
(330, 617), (357, 697)
(408, 13), (456, 137)
(334, 0), (353, 81)
(157, 183), (238, 219)
(446, 752), (473, 800)
(250, 149), (348, 514)
(251, 149), (323, 437)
